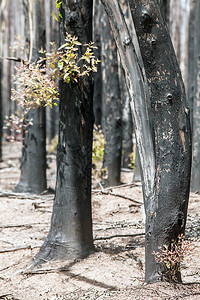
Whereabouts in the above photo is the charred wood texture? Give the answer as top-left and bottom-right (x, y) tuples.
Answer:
(93, 0), (103, 126)
(190, 0), (200, 192)
(0, 61), (2, 161)
(32, 0), (94, 265)
(129, 0), (191, 283)
(101, 9), (122, 186)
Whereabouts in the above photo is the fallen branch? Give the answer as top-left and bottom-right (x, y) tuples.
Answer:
(94, 232), (145, 241)
(32, 203), (52, 210)
(0, 245), (41, 253)
(0, 222), (49, 229)
(22, 268), (58, 275)
(96, 190), (143, 205)
(92, 182), (136, 193)
(0, 190), (54, 201)
(22, 267), (69, 275)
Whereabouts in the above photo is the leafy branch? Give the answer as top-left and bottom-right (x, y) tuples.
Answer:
(4, 33), (100, 141)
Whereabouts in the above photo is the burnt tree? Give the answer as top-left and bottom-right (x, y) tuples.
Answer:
(32, 0), (94, 265)
(101, 8), (122, 186)
(101, 0), (191, 283)
(15, 0), (47, 193)
(0, 60), (2, 162)
(190, 0), (200, 192)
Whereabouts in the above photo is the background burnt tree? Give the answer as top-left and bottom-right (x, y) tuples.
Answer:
(45, 0), (59, 142)
(101, 8), (122, 186)
(0, 0), (3, 161)
(0, 61), (2, 162)
(168, 0), (190, 90)
(15, 0), (47, 193)
(120, 0), (134, 170)
(187, 0), (196, 129)
(93, 0), (103, 127)
(101, 0), (191, 283)
(161, 0), (170, 26)
(190, 0), (200, 192)
(32, 0), (94, 265)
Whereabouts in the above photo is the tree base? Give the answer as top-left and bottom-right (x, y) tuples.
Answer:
(30, 238), (94, 268)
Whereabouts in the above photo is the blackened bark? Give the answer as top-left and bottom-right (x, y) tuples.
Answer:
(187, 0), (196, 130)
(120, 2), (134, 170)
(121, 76), (133, 169)
(15, 0), (47, 194)
(32, 0), (94, 265)
(0, 61), (2, 161)
(101, 10), (122, 186)
(45, 0), (59, 142)
(190, 0), (200, 192)
(129, 0), (191, 283)
(93, 0), (102, 126)
(160, 0), (169, 26)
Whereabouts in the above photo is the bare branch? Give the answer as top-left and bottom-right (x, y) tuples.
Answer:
(94, 233), (145, 241)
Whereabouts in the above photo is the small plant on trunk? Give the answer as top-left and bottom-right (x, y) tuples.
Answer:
(153, 234), (193, 282)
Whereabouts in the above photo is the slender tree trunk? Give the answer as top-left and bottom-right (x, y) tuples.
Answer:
(0, 60), (2, 162)
(32, 0), (94, 265)
(93, 0), (102, 127)
(161, 0), (170, 26)
(190, 0), (200, 192)
(101, 0), (191, 283)
(101, 9), (122, 186)
(120, 1), (134, 170)
(15, 0), (47, 194)
(45, 0), (59, 142)
(0, 1), (2, 161)
(187, 0), (197, 130)
(121, 76), (133, 169)
(169, 0), (190, 90)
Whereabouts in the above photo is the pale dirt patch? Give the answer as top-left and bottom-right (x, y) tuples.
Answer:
(0, 142), (199, 300)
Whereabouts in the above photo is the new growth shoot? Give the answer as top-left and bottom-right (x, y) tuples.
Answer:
(4, 33), (100, 141)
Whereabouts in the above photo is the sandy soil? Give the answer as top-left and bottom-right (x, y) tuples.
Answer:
(0, 142), (200, 300)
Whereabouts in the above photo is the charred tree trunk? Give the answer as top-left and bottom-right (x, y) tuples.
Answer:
(121, 76), (133, 169)
(190, 0), (200, 192)
(32, 0), (94, 265)
(130, 0), (191, 283)
(187, 0), (196, 130)
(101, 0), (191, 283)
(45, 0), (59, 142)
(101, 10), (122, 186)
(0, 61), (2, 161)
(0, 1), (3, 162)
(160, 0), (170, 26)
(15, 0), (47, 194)
(93, 0), (103, 127)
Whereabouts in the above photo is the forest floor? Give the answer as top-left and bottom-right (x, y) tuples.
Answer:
(0, 142), (200, 300)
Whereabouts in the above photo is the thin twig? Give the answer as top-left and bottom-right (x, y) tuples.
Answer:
(94, 233), (145, 241)
(95, 190), (143, 205)
(22, 268), (59, 275)
(0, 56), (25, 63)
(0, 222), (49, 229)
(0, 245), (41, 253)
(0, 190), (54, 201)
(92, 182), (136, 193)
